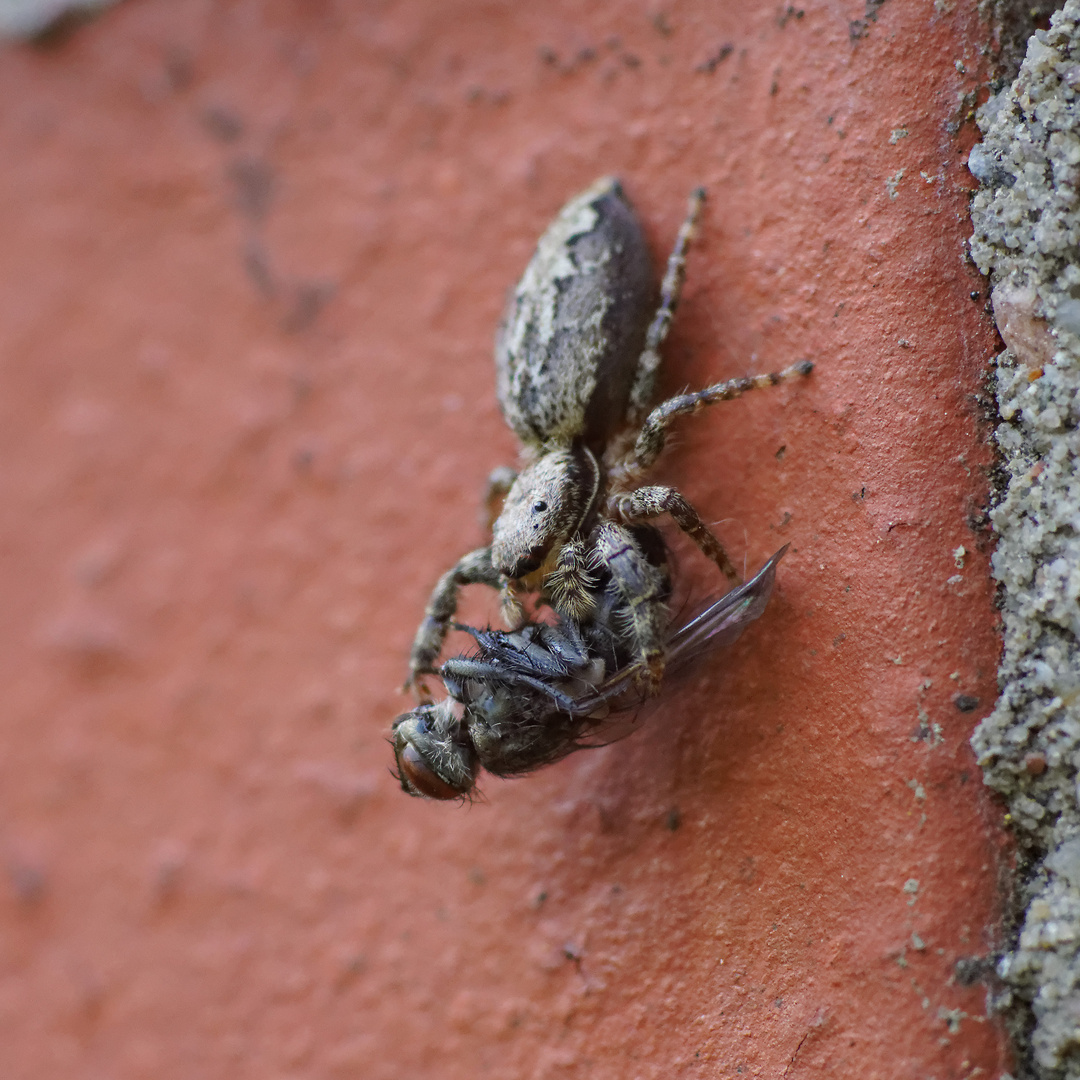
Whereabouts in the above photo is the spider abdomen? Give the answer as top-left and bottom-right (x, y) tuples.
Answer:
(495, 176), (656, 452)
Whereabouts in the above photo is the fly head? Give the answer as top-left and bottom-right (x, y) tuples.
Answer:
(391, 700), (479, 800)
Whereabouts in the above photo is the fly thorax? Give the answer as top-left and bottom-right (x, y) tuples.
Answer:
(465, 682), (514, 728)
(490, 446), (600, 579)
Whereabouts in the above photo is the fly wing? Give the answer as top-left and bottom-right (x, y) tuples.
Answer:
(565, 546), (787, 746)
(663, 544), (786, 674)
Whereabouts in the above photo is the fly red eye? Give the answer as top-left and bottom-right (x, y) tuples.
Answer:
(398, 744), (466, 800)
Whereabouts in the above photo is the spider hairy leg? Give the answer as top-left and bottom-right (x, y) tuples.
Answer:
(545, 538), (599, 622)
(611, 485), (741, 584)
(407, 546), (503, 699)
(624, 359), (814, 478)
(626, 187), (706, 428)
(592, 522), (671, 695)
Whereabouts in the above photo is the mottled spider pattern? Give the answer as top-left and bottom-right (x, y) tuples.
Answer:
(393, 544), (786, 800)
(407, 177), (810, 698)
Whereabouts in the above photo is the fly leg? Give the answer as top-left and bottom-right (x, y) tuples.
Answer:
(442, 657), (587, 712)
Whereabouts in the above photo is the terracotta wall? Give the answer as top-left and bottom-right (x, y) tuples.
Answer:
(0, 2), (1013, 1076)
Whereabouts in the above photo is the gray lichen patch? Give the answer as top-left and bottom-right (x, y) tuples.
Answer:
(969, 3), (1080, 1076)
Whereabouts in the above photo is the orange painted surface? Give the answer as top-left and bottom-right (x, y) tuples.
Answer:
(0, 2), (1009, 1077)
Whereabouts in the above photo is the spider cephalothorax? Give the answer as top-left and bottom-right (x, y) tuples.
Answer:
(406, 177), (810, 699)
(490, 445), (601, 581)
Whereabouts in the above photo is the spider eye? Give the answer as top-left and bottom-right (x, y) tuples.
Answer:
(532, 500), (548, 513)
(398, 743), (465, 800)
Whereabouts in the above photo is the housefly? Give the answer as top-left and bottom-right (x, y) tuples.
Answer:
(392, 546), (785, 800)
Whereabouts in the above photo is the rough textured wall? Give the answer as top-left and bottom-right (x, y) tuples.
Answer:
(971, 4), (1080, 1077)
(0, 1), (1013, 1077)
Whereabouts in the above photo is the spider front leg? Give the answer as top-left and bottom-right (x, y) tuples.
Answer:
(615, 361), (814, 483)
(407, 546), (504, 700)
(611, 486), (741, 584)
(592, 522), (672, 696)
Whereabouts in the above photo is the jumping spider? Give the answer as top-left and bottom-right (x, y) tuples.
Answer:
(394, 535), (786, 800)
(407, 177), (810, 698)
